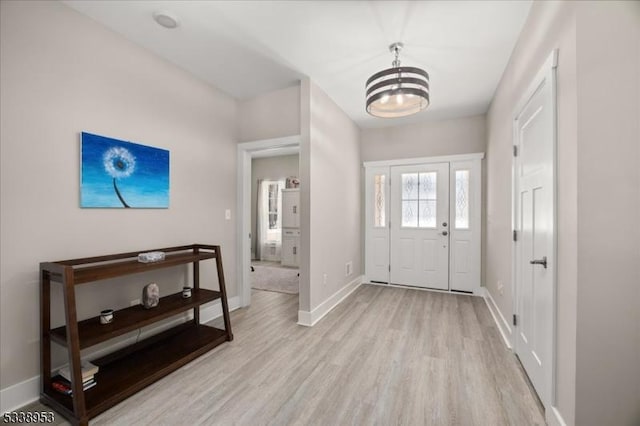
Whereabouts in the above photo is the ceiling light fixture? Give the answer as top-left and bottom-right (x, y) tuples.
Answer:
(153, 11), (179, 29)
(366, 42), (429, 118)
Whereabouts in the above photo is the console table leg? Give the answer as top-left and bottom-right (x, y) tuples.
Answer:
(193, 247), (200, 325)
(62, 266), (87, 423)
(214, 246), (234, 341)
(40, 268), (52, 392)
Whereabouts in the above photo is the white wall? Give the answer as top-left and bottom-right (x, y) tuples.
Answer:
(486, 1), (640, 425)
(574, 2), (640, 425)
(0, 0), (238, 393)
(250, 155), (299, 258)
(237, 85), (300, 142)
(298, 79), (361, 313)
(486, 2), (578, 422)
(360, 114), (486, 162)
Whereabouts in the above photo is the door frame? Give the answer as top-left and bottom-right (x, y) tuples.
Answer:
(236, 135), (300, 307)
(511, 49), (558, 418)
(363, 152), (484, 294)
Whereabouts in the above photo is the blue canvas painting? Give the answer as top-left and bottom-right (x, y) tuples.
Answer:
(81, 132), (169, 208)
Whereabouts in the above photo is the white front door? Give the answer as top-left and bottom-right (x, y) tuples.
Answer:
(390, 163), (450, 290)
(513, 52), (557, 408)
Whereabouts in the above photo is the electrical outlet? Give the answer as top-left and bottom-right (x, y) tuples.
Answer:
(497, 281), (504, 296)
(323, 273), (327, 285)
(345, 261), (353, 277)
(130, 298), (141, 306)
(225, 209), (231, 220)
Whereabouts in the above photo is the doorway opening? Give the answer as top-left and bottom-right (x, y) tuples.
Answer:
(251, 156), (299, 295)
(237, 136), (301, 308)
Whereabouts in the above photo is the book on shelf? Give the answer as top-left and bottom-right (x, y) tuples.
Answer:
(52, 377), (97, 395)
(80, 376), (95, 385)
(58, 360), (99, 382)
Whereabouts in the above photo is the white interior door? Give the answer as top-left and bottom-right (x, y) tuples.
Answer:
(390, 163), (450, 290)
(514, 52), (556, 408)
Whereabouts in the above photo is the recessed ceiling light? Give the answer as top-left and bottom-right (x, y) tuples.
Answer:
(153, 11), (179, 29)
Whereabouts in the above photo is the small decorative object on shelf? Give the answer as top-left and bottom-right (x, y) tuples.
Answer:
(137, 251), (165, 263)
(142, 283), (160, 308)
(99, 309), (114, 324)
(285, 176), (300, 189)
(182, 286), (192, 298)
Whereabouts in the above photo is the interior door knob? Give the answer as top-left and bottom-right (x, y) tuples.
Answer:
(530, 256), (548, 269)
(441, 231), (448, 236)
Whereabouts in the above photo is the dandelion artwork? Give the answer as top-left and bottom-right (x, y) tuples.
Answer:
(81, 132), (169, 208)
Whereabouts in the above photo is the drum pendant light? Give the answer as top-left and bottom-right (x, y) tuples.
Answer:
(366, 42), (430, 118)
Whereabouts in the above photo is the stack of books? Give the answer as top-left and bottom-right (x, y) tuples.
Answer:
(52, 361), (99, 395)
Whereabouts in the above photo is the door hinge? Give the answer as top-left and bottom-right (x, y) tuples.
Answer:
(513, 314), (517, 326)
(513, 145), (518, 157)
(388, 265), (391, 272)
(513, 230), (518, 242)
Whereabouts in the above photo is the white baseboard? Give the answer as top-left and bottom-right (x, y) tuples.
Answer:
(297, 310), (313, 327)
(200, 296), (241, 324)
(0, 296), (240, 414)
(480, 287), (512, 349)
(0, 377), (40, 415)
(547, 406), (568, 426)
(366, 281), (483, 297)
(298, 275), (363, 327)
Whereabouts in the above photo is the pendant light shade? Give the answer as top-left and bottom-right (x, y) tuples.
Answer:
(366, 43), (430, 118)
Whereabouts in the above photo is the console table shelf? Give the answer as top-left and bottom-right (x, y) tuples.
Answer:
(40, 244), (233, 426)
(47, 248), (218, 285)
(42, 323), (227, 420)
(49, 288), (221, 349)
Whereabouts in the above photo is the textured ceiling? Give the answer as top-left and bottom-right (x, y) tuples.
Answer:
(64, 0), (532, 128)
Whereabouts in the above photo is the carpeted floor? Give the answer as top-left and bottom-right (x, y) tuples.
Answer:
(251, 261), (299, 294)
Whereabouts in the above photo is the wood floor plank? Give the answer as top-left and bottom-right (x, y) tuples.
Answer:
(28, 285), (545, 425)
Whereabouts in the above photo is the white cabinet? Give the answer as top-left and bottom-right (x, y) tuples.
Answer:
(281, 189), (300, 228)
(281, 229), (300, 267)
(281, 189), (300, 267)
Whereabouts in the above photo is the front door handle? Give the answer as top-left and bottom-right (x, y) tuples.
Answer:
(441, 231), (448, 236)
(530, 256), (547, 269)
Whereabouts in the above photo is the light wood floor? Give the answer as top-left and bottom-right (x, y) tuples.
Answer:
(23, 285), (545, 425)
